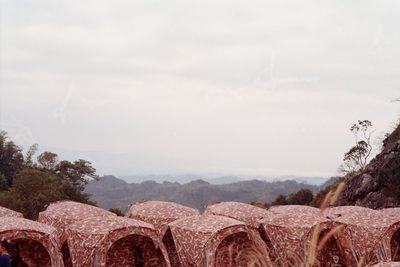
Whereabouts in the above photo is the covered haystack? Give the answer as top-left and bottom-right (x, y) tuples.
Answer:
(165, 215), (271, 267)
(381, 208), (400, 261)
(0, 217), (63, 267)
(37, 201), (116, 267)
(0, 206), (23, 218)
(125, 201), (199, 236)
(38, 201), (116, 242)
(259, 210), (350, 266)
(325, 206), (400, 264)
(370, 262), (400, 267)
(66, 216), (170, 267)
(269, 205), (321, 216)
(204, 201), (270, 228)
(204, 201), (277, 261)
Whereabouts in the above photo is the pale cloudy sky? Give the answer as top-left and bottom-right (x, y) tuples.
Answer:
(0, 0), (399, 178)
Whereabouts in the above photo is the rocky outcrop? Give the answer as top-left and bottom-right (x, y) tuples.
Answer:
(337, 123), (400, 208)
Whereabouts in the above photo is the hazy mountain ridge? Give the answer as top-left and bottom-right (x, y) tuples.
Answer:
(85, 175), (321, 212)
(120, 174), (328, 185)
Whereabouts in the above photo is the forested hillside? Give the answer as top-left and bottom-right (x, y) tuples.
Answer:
(85, 175), (319, 212)
(0, 131), (98, 219)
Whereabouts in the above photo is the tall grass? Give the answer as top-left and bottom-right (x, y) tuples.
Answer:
(222, 181), (359, 267)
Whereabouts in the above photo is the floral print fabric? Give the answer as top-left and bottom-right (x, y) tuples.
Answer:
(4, 202), (400, 266)
(204, 201), (270, 229)
(168, 215), (271, 267)
(324, 206), (400, 264)
(260, 206), (351, 266)
(0, 206), (23, 218)
(0, 216), (63, 267)
(65, 216), (170, 267)
(38, 201), (116, 244)
(371, 263), (400, 267)
(126, 201), (199, 237)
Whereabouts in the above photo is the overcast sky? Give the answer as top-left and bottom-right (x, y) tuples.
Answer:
(0, 0), (399, 178)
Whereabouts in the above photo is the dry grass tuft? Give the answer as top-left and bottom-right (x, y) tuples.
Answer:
(220, 239), (272, 267)
(224, 180), (362, 266)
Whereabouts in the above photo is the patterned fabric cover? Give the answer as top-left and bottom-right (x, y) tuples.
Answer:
(38, 201), (116, 244)
(259, 210), (350, 266)
(0, 216), (63, 267)
(370, 263), (400, 267)
(126, 201), (199, 236)
(0, 206), (23, 218)
(324, 205), (376, 219)
(381, 208), (400, 219)
(204, 201), (270, 228)
(269, 205), (321, 216)
(214, 231), (269, 267)
(381, 208), (400, 262)
(66, 216), (171, 267)
(324, 206), (400, 264)
(168, 215), (271, 267)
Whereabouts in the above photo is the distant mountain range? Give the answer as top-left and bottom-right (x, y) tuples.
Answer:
(85, 175), (322, 212)
(119, 174), (329, 185)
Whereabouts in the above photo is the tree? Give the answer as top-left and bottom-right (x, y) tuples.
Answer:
(0, 169), (65, 219)
(251, 201), (270, 209)
(341, 120), (374, 174)
(311, 177), (345, 208)
(37, 151), (58, 170)
(269, 189), (314, 206)
(272, 194), (288, 205)
(0, 130), (99, 214)
(287, 188), (314, 205)
(109, 208), (124, 216)
(36, 152), (99, 204)
(0, 174), (7, 191)
(24, 144), (38, 168)
(0, 131), (24, 188)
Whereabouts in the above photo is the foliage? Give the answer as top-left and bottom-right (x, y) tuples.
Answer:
(24, 144), (38, 168)
(286, 188), (314, 205)
(36, 152), (99, 204)
(271, 194), (288, 205)
(311, 177), (346, 207)
(341, 120), (374, 175)
(254, 188), (315, 208)
(0, 174), (7, 191)
(0, 169), (65, 219)
(383, 120), (400, 148)
(0, 130), (99, 217)
(0, 131), (24, 188)
(109, 208), (124, 216)
(250, 200), (270, 209)
(37, 151), (58, 170)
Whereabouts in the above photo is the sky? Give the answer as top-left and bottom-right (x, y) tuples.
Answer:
(0, 0), (399, 179)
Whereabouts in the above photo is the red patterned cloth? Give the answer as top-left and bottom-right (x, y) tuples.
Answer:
(260, 208), (350, 266)
(324, 206), (400, 265)
(0, 206), (23, 218)
(167, 215), (271, 267)
(204, 201), (270, 228)
(38, 201), (116, 244)
(371, 262), (400, 267)
(381, 208), (400, 219)
(66, 216), (171, 267)
(0, 216), (63, 267)
(126, 201), (199, 236)
(269, 205), (321, 216)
